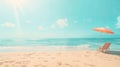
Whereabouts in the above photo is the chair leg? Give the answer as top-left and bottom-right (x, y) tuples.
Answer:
(107, 48), (110, 54)
(104, 48), (110, 53)
(97, 47), (102, 52)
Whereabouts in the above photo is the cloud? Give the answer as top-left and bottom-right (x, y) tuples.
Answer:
(50, 24), (56, 29)
(56, 18), (68, 28)
(2, 22), (15, 28)
(116, 16), (120, 28)
(38, 26), (44, 30)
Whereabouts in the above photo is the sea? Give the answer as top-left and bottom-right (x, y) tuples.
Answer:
(0, 38), (120, 52)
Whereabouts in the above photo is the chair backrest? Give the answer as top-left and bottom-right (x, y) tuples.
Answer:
(102, 43), (111, 49)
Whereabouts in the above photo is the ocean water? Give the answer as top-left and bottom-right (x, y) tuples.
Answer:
(0, 38), (120, 52)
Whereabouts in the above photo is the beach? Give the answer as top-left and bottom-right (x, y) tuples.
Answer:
(0, 50), (120, 67)
(0, 0), (120, 67)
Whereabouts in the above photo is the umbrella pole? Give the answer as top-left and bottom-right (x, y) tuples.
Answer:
(98, 33), (102, 47)
(98, 33), (101, 47)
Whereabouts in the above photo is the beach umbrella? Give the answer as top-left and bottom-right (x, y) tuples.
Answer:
(93, 27), (114, 46)
(93, 28), (114, 34)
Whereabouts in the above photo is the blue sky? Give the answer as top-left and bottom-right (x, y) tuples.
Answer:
(0, 0), (120, 39)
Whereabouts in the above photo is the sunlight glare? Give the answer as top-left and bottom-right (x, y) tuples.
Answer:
(5, 0), (25, 6)
(5, 0), (28, 37)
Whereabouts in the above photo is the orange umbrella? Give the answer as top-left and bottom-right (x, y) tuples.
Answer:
(93, 28), (114, 34)
(93, 27), (114, 46)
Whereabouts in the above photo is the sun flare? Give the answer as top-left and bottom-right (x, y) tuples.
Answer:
(5, 0), (27, 36)
(5, 0), (24, 6)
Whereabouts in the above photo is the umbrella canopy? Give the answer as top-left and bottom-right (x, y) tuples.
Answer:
(93, 28), (114, 34)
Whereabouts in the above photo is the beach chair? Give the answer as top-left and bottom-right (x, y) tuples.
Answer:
(97, 43), (111, 53)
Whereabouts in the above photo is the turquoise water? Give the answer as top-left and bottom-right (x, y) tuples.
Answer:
(0, 38), (120, 52)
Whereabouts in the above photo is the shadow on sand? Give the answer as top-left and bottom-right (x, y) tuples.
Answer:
(109, 51), (120, 55)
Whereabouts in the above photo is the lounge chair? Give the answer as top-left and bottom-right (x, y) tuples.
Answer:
(97, 42), (111, 53)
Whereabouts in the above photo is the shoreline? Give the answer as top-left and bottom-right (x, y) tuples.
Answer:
(0, 46), (91, 52)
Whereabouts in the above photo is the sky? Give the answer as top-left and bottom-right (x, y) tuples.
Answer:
(0, 0), (120, 39)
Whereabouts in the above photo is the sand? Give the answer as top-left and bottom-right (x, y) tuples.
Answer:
(0, 50), (120, 67)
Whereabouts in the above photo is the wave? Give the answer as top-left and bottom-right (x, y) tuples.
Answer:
(0, 44), (91, 52)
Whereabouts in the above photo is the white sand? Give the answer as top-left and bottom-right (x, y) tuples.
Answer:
(0, 50), (120, 67)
